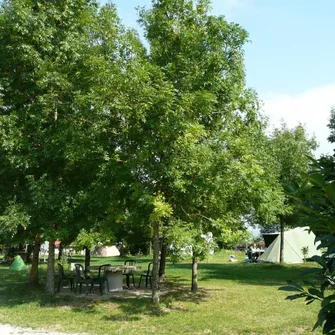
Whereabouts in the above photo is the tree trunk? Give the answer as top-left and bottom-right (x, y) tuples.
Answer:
(280, 217), (284, 263)
(58, 243), (63, 261)
(29, 233), (41, 285)
(26, 244), (33, 263)
(159, 239), (167, 282)
(45, 238), (55, 294)
(191, 255), (198, 292)
(84, 247), (90, 271)
(152, 221), (160, 307)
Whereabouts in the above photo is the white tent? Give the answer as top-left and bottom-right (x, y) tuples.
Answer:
(258, 226), (321, 264)
(96, 245), (120, 257)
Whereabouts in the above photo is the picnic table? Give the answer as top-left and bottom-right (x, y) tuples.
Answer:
(246, 248), (265, 262)
(87, 265), (141, 291)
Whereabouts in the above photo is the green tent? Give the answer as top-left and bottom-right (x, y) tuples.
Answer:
(9, 255), (27, 271)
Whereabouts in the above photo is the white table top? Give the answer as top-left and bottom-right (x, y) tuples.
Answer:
(87, 265), (141, 272)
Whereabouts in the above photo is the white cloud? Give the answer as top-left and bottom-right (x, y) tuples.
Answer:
(261, 85), (335, 157)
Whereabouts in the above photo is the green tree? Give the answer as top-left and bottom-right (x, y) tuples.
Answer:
(0, 0), (139, 291)
(327, 106), (335, 145)
(73, 228), (116, 270)
(136, 0), (285, 296)
(265, 123), (317, 262)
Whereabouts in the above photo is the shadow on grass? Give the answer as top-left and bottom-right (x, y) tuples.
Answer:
(0, 264), (206, 322)
(167, 261), (313, 287)
(0, 259), (312, 322)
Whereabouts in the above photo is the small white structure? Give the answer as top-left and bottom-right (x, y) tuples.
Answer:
(258, 226), (321, 264)
(200, 232), (214, 255)
(96, 245), (120, 257)
(39, 241), (60, 261)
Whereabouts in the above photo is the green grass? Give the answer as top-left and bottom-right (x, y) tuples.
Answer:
(0, 251), (323, 335)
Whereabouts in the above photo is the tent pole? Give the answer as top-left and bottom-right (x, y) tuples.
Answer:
(280, 217), (284, 263)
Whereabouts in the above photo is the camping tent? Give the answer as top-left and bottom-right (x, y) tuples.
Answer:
(96, 245), (120, 257)
(258, 227), (321, 264)
(262, 233), (279, 248)
(9, 255), (27, 271)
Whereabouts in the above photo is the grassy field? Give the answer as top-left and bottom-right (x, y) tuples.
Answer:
(0, 251), (322, 335)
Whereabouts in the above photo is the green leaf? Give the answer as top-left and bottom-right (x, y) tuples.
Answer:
(313, 319), (322, 332)
(326, 258), (335, 272)
(306, 299), (315, 305)
(285, 293), (307, 300)
(309, 173), (326, 188)
(278, 285), (302, 292)
(311, 255), (327, 268)
(326, 182), (335, 207)
(308, 288), (323, 299)
(287, 280), (304, 291)
(300, 267), (322, 276)
(321, 296), (335, 307)
(323, 318), (335, 335)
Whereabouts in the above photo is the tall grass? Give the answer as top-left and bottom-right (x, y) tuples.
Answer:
(0, 251), (322, 335)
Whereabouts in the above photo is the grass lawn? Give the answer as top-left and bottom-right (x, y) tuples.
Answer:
(0, 251), (323, 335)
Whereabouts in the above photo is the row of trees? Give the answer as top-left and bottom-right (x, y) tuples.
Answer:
(0, 0), (317, 304)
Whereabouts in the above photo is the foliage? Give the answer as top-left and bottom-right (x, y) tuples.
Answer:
(165, 219), (216, 263)
(150, 194), (173, 224)
(0, 201), (30, 239)
(0, 0), (95, 243)
(270, 123), (317, 189)
(72, 228), (115, 252)
(0, 0), (144, 249)
(0, 0), (155, 288)
(216, 226), (253, 249)
(327, 107), (335, 144)
(280, 156), (335, 334)
(137, 0), (285, 268)
(279, 250), (335, 334)
(256, 123), (317, 233)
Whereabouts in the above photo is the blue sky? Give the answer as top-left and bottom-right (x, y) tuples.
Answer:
(102, 0), (335, 157)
